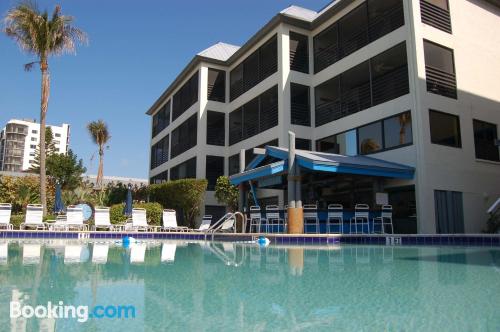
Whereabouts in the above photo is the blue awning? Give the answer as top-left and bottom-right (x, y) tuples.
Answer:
(229, 146), (414, 185)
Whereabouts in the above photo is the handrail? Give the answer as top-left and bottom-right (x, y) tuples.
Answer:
(203, 211), (247, 241)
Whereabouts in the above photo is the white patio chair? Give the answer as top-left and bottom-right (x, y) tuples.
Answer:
(350, 204), (370, 234)
(64, 244), (85, 264)
(0, 243), (8, 264)
(249, 206), (262, 233)
(159, 209), (189, 232)
(47, 214), (68, 231)
(130, 243), (147, 263)
(265, 205), (283, 233)
(20, 204), (46, 230)
(327, 204), (343, 234)
(126, 208), (150, 232)
(303, 204), (319, 234)
(192, 215), (212, 232)
(220, 217), (236, 232)
(66, 205), (87, 231)
(161, 243), (177, 263)
(373, 205), (394, 234)
(0, 203), (13, 230)
(93, 207), (115, 231)
(23, 244), (41, 264)
(92, 243), (109, 264)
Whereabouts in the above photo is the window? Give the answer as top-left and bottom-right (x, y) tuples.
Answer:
(172, 72), (199, 121)
(32, 130), (38, 134)
(206, 111), (225, 146)
(31, 137), (37, 141)
(315, 42), (408, 127)
(473, 120), (499, 161)
(29, 152), (35, 157)
(339, 4), (368, 58)
(290, 32), (309, 73)
(152, 101), (171, 138)
(229, 86), (278, 145)
(30, 144), (36, 149)
(420, 0), (451, 33)
(228, 154), (240, 175)
(55, 133), (61, 137)
(230, 35), (277, 101)
(171, 113), (197, 158)
(424, 41), (457, 99)
(150, 170), (168, 184)
(368, 0), (405, 41)
(358, 122), (383, 154)
(206, 156), (224, 190)
(290, 83), (310, 126)
(296, 138), (312, 150)
(150, 135), (169, 169)
(384, 112), (413, 149)
(313, 24), (339, 73)
(170, 157), (196, 180)
(429, 110), (461, 147)
(207, 68), (225, 102)
(316, 130), (357, 155)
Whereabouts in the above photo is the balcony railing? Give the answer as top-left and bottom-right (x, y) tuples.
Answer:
(291, 103), (311, 126)
(425, 65), (457, 99)
(368, 2), (405, 41)
(420, 0), (452, 34)
(371, 65), (409, 106)
(290, 49), (309, 73)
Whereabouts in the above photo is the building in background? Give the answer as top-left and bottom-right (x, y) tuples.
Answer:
(82, 174), (148, 187)
(0, 119), (70, 172)
(146, 0), (500, 233)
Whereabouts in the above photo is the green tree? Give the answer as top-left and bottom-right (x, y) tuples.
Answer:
(30, 126), (57, 171)
(215, 176), (239, 212)
(46, 149), (86, 190)
(3, 1), (88, 215)
(87, 120), (110, 189)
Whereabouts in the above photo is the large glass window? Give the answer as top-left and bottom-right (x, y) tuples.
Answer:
(206, 111), (225, 146)
(170, 157), (196, 180)
(171, 113), (198, 158)
(315, 76), (341, 126)
(207, 68), (225, 102)
(290, 83), (310, 126)
(150, 170), (168, 184)
(152, 101), (171, 138)
(424, 41), (457, 99)
(429, 110), (461, 147)
(316, 130), (357, 155)
(341, 61), (371, 115)
(313, 25), (339, 73)
(290, 32), (309, 73)
(228, 154), (240, 176)
(172, 72), (199, 121)
(229, 108), (243, 146)
(339, 4), (368, 58)
(150, 135), (169, 169)
(206, 156), (224, 190)
(296, 138), (312, 150)
(368, 0), (405, 41)
(358, 122), (383, 154)
(229, 64), (244, 102)
(384, 112), (413, 149)
(243, 99), (259, 139)
(473, 120), (499, 161)
(420, 0), (451, 33)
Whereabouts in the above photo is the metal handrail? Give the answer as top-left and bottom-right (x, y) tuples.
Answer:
(204, 212), (247, 241)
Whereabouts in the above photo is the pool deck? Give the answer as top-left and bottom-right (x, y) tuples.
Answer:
(0, 230), (499, 246)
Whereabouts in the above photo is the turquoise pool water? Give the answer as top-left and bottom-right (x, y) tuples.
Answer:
(0, 239), (499, 331)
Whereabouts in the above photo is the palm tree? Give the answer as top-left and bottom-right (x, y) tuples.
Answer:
(3, 2), (87, 215)
(87, 120), (110, 189)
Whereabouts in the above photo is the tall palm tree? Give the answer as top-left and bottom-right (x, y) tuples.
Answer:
(3, 2), (87, 215)
(87, 120), (110, 189)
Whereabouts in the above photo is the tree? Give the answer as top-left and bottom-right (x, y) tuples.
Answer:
(214, 176), (239, 212)
(30, 126), (57, 171)
(46, 149), (86, 190)
(87, 120), (110, 189)
(4, 2), (88, 215)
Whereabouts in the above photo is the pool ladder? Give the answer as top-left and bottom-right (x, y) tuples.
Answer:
(204, 212), (247, 241)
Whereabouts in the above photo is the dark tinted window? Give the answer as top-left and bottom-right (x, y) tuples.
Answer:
(420, 0), (451, 33)
(424, 41), (456, 99)
(473, 120), (499, 161)
(290, 83), (310, 126)
(206, 111), (225, 146)
(228, 154), (240, 175)
(315, 76), (341, 126)
(172, 72), (199, 121)
(207, 68), (225, 102)
(171, 113), (198, 158)
(339, 4), (368, 58)
(341, 61), (371, 114)
(170, 157), (196, 180)
(206, 156), (224, 190)
(313, 24), (339, 73)
(296, 138), (312, 150)
(229, 108), (243, 145)
(317, 130), (358, 155)
(150, 170), (168, 184)
(429, 110), (461, 147)
(384, 112), (412, 149)
(152, 101), (170, 138)
(150, 135), (169, 169)
(358, 121), (383, 154)
(290, 32), (309, 73)
(367, 0), (405, 41)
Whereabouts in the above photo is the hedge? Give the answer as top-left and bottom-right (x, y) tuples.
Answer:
(149, 178), (207, 228)
(109, 202), (163, 226)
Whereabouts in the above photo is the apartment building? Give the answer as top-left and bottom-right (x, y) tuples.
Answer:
(147, 0), (500, 233)
(0, 119), (70, 172)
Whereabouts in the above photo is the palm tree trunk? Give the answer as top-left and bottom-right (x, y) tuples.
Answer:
(97, 147), (104, 189)
(40, 60), (50, 216)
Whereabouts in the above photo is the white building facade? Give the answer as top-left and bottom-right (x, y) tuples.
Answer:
(0, 119), (70, 172)
(147, 0), (500, 233)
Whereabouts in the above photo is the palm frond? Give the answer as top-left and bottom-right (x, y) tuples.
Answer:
(24, 61), (39, 71)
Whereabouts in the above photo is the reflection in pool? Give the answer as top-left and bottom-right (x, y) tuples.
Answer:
(0, 240), (499, 331)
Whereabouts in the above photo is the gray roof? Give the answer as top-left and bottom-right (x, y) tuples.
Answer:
(280, 5), (318, 22)
(197, 42), (240, 61)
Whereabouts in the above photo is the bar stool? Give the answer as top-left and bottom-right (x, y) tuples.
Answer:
(249, 206), (262, 233)
(265, 205), (283, 233)
(303, 204), (319, 234)
(373, 205), (393, 234)
(350, 204), (370, 234)
(327, 204), (343, 234)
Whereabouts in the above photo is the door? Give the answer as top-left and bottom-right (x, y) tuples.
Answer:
(434, 190), (464, 234)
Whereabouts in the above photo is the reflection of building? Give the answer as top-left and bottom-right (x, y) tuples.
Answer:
(0, 119), (70, 172)
(146, 0), (500, 233)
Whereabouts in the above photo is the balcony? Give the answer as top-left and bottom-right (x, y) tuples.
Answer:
(420, 0), (452, 34)
(426, 65), (457, 99)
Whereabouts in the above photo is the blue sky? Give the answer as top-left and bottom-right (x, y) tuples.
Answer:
(0, 0), (327, 178)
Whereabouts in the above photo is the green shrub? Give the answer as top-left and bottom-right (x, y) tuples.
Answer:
(109, 203), (128, 224)
(149, 179), (207, 228)
(109, 202), (163, 226)
(215, 176), (238, 212)
(10, 215), (24, 229)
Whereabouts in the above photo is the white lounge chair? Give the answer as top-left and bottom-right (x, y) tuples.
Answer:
(158, 209), (189, 232)
(125, 208), (150, 232)
(64, 244), (85, 264)
(92, 243), (109, 264)
(20, 204), (46, 230)
(161, 243), (177, 263)
(93, 207), (116, 231)
(23, 244), (41, 264)
(66, 205), (87, 231)
(0, 243), (8, 264)
(47, 214), (68, 231)
(192, 215), (212, 232)
(130, 243), (147, 263)
(0, 203), (13, 230)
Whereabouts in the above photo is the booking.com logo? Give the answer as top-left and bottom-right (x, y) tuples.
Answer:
(10, 301), (136, 323)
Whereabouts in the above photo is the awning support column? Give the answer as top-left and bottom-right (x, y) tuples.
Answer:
(238, 149), (245, 212)
(287, 131), (303, 234)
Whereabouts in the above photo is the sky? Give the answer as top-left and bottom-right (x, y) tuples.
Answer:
(0, 0), (328, 179)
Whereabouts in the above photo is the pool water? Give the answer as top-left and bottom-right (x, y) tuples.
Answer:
(0, 239), (499, 331)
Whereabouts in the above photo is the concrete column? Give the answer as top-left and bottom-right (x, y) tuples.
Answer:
(238, 149), (245, 212)
(287, 131), (303, 233)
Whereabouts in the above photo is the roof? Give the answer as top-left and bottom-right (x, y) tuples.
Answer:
(146, 0), (354, 115)
(229, 146), (414, 185)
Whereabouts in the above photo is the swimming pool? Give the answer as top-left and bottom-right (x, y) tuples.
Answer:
(1, 239), (499, 331)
